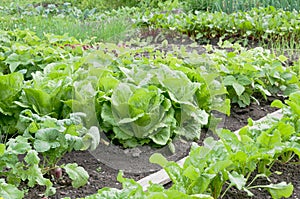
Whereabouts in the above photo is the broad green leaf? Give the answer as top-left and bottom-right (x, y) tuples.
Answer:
(147, 183), (165, 193)
(230, 151), (248, 163)
(188, 174), (214, 194)
(286, 91), (300, 115)
(26, 164), (49, 187)
(285, 143), (300, 158)
(286, 101), (300, 116)
(271, 100), (283, 108)
(64, 163), (89, 188)
(243, 63), (259, 71)
(228, 171), (246, 190)
(4, 53), (33, 73)
(217, 129), (241, 152)
(211, 98), (231, 116)
(149, 153), (168, 168)
(115, 171), (144, 197)
(257, 130), (281, 148)
(0, 73), (23, 100)
(98, 76), (119, 92)
(23, 88), (52, 115)
(207, 159), (232, 173)
(157, 66), (200, 107)
(146, 192), (169, 199)
(278, 55), (288, 62)
(232, 82), (245, 96)
(164, 162), (184, 183)
(34, 140), (51, 152)
(265, 182), (293, 199)
(109, 83), (175, 146)
(238, 92), (251, 107)
(183, 165), (199, 181)
(148, 190), (212, 199)
(288, 91), (300, 103)
(0, 181), (24, 199)
(84, 50), (114, 67)
(223, 76), (236, 86)
(0, 72), (23, 115)
(237, 76), (252, 86)
(100, 102), (117, 129)
(0, 144), (5, 156)
(277, 122), (294, 141)
(210, 174), (224, 198)
(255, 84), (271, 97)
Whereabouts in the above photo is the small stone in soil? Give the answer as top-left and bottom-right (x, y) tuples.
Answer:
(124, 148), (142, 157)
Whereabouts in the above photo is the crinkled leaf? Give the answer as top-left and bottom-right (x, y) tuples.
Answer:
(64, 163), (89, 188)
(24, 150), (40, 165)
(149, 126), (171, 145)
(110, 83), (175, 145)
(34, 128), (62, 152)
(82, 126), (100, 150)
(6, 136), (31, 154)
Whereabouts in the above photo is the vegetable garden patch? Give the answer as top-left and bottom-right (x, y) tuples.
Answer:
(0, 2), (300, 199)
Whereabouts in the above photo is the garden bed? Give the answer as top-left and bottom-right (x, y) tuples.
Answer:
(24, 96), (300, 199)
(6, 27), (297, 199)
(1, 28), (298, 199)
(1, 2), (300, 199)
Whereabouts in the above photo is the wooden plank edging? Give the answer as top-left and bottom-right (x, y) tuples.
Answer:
(137, 110), (283, 191)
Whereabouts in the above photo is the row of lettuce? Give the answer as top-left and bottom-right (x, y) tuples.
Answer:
(0, 29), (299, 198)
(2, 3), (300, 45)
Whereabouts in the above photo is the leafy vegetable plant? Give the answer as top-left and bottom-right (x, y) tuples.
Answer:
(135, 6), (300, 47)
(89, 45), (229, 148)
(0, 110), (98, 198)
(184, 42), (299, 107)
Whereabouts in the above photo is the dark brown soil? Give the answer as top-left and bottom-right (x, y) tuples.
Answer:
(223, 157), (300, 199)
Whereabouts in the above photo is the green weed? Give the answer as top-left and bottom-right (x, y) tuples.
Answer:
(0, 14), (133, 42)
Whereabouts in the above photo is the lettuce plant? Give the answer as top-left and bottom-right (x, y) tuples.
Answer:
(98, 82), (176, 147)
(95, 58), (211, 148)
